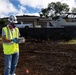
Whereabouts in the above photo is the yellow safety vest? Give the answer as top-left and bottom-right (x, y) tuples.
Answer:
(2, 27), (19, 55)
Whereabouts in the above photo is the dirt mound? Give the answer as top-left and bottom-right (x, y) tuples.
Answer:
(0, 41), (76, 75)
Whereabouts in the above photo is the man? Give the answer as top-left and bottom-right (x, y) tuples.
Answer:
(2, 15), (20, 75)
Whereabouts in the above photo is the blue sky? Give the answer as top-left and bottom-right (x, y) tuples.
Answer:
(0, 0), (76, 18)
(10, 0), (40, 13)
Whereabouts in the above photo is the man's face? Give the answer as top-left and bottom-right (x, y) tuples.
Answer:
(8, 21), (15, 29)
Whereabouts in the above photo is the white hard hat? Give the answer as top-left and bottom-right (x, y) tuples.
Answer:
(8, 15), (17, 23)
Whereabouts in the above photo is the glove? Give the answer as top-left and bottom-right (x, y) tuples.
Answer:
(12, 38), (19, 43)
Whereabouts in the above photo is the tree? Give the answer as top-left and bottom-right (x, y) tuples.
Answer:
(0, 19), (6, 27)
(40, 8), (49, 17)
(71, 7), (76, 13)
(40, 2), (70, 17)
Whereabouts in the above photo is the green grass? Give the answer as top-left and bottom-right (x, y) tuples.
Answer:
(58, 39), (76, 44)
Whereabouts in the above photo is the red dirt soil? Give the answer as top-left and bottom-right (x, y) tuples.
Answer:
(0, 40), (76, 75)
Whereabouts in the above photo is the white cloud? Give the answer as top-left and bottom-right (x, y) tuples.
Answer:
(25, 12), (39, 16)
(16, 11), (40, 16)
(18, 0), (76, 9)
(0, 0), (17, 17)
(16, 5), (28, 16)
(0, 0), (28, 18)
(61, 0), (76, 10)
(18, 0), (59, 9)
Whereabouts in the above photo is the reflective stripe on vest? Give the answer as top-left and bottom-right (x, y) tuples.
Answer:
(2, 27), (19, 54)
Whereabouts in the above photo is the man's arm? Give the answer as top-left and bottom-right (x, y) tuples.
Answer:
(2, 35), (12, 43)
(2, 29), (12, 43)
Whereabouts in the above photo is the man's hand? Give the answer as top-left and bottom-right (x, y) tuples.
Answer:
(12, 38), (19, 43)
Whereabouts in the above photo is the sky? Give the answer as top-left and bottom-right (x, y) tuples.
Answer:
(0, 0), (76, 18)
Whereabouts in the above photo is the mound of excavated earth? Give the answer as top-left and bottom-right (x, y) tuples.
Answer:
(0, 41), (76, 75)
